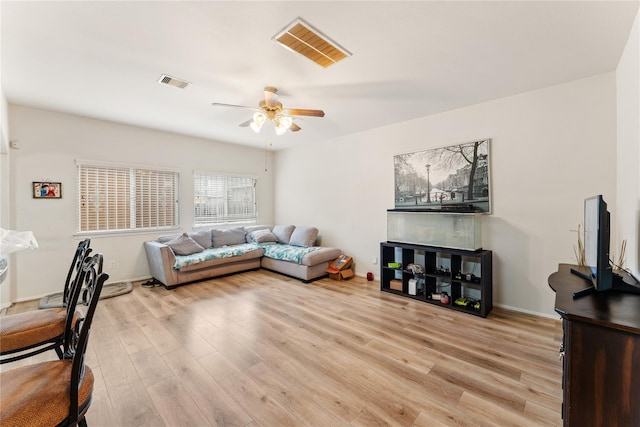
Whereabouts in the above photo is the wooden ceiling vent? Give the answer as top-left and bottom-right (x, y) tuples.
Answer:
(273, 18), (352, 68)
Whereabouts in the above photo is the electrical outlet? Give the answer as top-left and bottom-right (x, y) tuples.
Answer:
(372, 256), (378, 265)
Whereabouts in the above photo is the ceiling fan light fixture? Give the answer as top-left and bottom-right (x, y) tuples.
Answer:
(274, 122), (288, 136)
(250, 112), (267, 133)
(250, 121), (263, 133)
(211, 86), (324, 136)
(279, 116), (293, 129)
(253, 112), (266, 124)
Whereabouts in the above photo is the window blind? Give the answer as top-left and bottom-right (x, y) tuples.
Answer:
(78, 163), (178, 232)
(194, 172), (257, 225)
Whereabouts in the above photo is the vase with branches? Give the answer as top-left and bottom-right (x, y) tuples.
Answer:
(573, 223), (626, 269)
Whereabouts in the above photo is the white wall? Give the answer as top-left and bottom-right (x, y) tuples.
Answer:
(274, 73), (617, 317)
(7, 105), (274, 301)
(0, 90), (10, 307)
(616, 10), (640, 276)
(1, 13), (12, 304)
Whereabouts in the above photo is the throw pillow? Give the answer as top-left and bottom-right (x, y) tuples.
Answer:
(248, 229), (279, 244)
(188, 230), (212, 249)
(272, 224), (295, 244)
(212, 227), (247, 248)
(289, 226), (318, 247)
(244, 225), (271, 243)
(166, 233), (205, 256)
(157, 233), (180, 243)
(244, 225), (271, 233)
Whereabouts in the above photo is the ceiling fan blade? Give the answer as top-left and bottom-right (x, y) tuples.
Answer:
(283, 108), (325, 118)
(289, 123), (302, 132)
(238, 119), (253, 127)
(264, 86), (279, 108)
(211, 102), (258, 111)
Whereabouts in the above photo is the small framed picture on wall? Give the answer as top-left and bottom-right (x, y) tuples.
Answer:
(33, 181), (62, 199)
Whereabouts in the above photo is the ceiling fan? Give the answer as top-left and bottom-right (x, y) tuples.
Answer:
(211, 86), (325, 135)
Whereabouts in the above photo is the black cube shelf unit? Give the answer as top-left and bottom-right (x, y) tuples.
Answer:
(380, 241), (493, 317)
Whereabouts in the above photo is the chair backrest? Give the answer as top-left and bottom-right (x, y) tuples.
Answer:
(62, 238), (92, 305)
(61, 251), (103, 358)
(60, 251), (97, 359)
(67, 253), (108, 425)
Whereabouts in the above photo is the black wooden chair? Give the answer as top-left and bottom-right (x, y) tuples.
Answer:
(39, 238), (92, 309)
(0, 239), (94, 364)
(0, 253), (108, 427)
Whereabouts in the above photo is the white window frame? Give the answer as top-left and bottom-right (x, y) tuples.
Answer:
(77, 160), (179, 234)
(193, 171), (257, 226)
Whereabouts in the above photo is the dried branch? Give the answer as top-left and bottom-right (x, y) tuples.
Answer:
(573, 224), (586, 266)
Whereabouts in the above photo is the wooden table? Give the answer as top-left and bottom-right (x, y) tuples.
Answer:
(548, 263), (640, 426)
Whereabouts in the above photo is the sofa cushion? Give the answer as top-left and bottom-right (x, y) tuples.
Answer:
(212, 227), (246, 248)
(173, 243), (263, 270)
(272, 225), (295, 244)
(289, 226), (318, 247)
(261, 244), (319, 264)
(166, 233), (205, 256)
(260, 244), (341, 266)
(247, 229), (279, 244)
(188, 230), (212, 249)
(300, 247), (342, 267)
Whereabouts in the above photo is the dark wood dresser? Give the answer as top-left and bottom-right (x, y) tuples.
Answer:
(549, 263), (640, 426)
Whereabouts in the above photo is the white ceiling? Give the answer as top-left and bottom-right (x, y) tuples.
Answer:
(2, 1), (638, 151)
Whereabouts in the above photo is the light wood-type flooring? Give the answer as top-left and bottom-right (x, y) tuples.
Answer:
(1, 270), (563, 426)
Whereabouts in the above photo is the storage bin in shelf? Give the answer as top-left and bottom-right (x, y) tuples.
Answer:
(387, 209), (482, 251)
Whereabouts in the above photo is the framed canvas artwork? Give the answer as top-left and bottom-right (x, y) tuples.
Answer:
(394, 139), (491, 213)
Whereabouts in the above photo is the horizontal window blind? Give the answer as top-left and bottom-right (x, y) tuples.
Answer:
(78, 163), (178, 233)
(194, 172), (257, 225)
(135, 168), (178, 229)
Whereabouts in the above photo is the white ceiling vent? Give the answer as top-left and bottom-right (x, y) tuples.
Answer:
(158, 74), (190, 89)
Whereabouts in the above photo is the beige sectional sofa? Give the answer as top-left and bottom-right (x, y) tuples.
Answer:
(144, 225), (342, 289)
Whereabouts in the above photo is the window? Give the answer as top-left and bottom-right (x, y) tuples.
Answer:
(194, 171), (257, 225)
(77, 161), (179, 233)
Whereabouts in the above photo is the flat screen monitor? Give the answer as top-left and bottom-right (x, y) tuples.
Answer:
(572, 195), (640, 298)
(583, 195), (612, 292)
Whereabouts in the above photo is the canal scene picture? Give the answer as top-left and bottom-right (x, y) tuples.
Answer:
(394, 139), (491, 213)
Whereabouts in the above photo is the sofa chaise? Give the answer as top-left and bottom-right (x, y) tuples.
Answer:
(144, 225), (342, 289)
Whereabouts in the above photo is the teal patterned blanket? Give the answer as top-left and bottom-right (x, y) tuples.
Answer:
(173, 243), (261, 269)
(260, 244), (320, 264)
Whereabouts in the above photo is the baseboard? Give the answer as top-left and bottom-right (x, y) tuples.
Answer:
(13, 291), (62, 304)
(5, 276), (153, 306)
(494, 302), (561, 320)
(119, 275), (152, 285)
